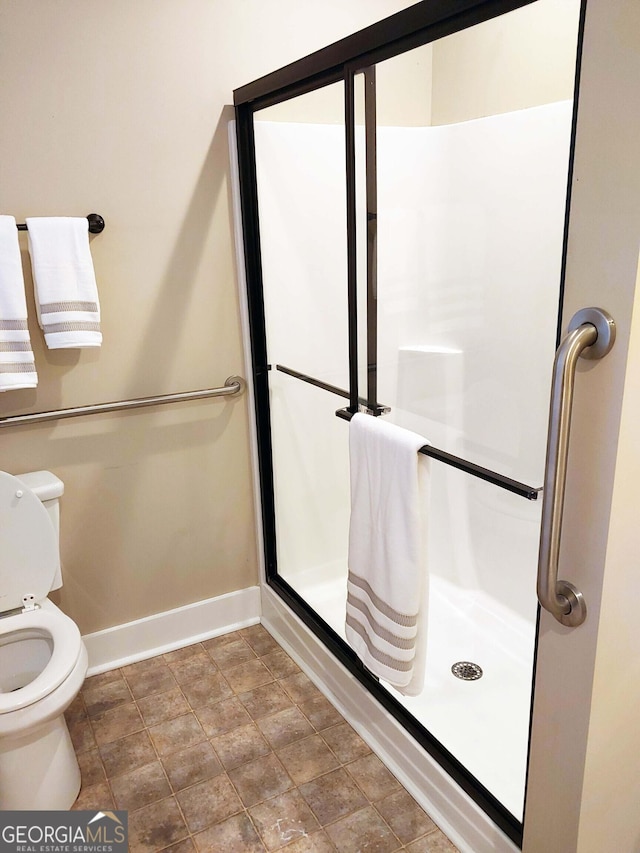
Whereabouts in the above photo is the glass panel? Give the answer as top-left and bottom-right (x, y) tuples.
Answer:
(371, 0), (581, 819)
(268, 373), (350, 603)
(254, 83), (349, 391)
(253, 83), (352, 597)
(252, 0), (581, 826)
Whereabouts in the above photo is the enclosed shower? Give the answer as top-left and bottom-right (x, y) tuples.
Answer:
(234, 0), (582, 845)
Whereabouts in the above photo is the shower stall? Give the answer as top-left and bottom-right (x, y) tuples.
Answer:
(234, 0), (583, 847)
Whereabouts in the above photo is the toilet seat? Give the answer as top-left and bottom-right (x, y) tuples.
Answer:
(0, 471), (59, 615)
(0, 606), (83, 713)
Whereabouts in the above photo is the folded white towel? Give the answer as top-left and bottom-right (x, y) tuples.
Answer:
(26, 217), (102, 349)
(345, 413), (430, 695)
(0, 216), (38, 390)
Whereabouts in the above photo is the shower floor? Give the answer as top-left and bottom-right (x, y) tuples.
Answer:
(285, 562), (536, 820)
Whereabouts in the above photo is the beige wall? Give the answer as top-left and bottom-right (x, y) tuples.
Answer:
(264, 0), (582, 131)
(0, 0), (415, 634)
(519, 0), (640, 848)
(576, 254), (640, 853)
(431, 0), (581, 124)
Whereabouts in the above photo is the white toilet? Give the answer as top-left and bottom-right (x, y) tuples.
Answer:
(0, 470), (88, 810)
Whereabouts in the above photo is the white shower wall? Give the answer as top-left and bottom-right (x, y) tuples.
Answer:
(376, 100), (573, 618)
(256, 99), (572, 614)
(255, 119), (350, 581)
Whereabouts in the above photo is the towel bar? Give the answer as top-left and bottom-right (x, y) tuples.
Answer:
(272, 363), (537, 499)
(16, 213), (105, 234)
(275, 364), (389, 415)
(336, 407), (540, 500)
(0, 376), (245, 428)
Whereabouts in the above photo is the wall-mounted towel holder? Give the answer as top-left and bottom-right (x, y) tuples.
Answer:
(15, 213), (105, 234)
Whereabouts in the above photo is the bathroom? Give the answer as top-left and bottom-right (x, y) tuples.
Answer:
(1, 1), (639, 852)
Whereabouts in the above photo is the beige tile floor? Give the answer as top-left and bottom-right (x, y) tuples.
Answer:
(67, 624), (459, 852)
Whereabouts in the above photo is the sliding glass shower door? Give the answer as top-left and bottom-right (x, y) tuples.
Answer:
(236, 0), (582, 842)
(253, 83), (352, 623)
(369, 12), (578, 818)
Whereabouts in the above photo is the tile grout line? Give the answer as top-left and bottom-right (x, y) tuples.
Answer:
(86, 647), (378, 850)
(88, 640), (373, 850)
(221, 632), (340, 851)
(116, 635), (291, 850)
(215, 630), (329, 852)
(130, 679), (192, 849)
(84, 650), (200, 846)
(130, 639), (249, 850)
(76, 628), (450, 852)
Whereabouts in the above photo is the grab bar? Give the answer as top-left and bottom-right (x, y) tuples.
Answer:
(0, 376), (245, 428)
(537, 308), (615, 627)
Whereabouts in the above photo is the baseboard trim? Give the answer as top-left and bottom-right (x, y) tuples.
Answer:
(261, 584), (519, 853)
(83, 586), (261, 675)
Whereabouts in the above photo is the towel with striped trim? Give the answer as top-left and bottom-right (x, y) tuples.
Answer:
(0, 216), (37, 390)
(26, 217), (102, 349)
(345, 413), (430, 696)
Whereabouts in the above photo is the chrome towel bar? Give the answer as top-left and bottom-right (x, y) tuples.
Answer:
(537, 307), (616, 627)
(0, 376), (245, 428)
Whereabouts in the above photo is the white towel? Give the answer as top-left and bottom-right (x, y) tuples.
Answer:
(26, 217), (102, 349)
(345, 413), (430, 696)
(0, 216), (38, 390)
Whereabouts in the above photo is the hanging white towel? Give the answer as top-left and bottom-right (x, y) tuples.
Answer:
(26, 217), (102, 349)
(345, 413), (430, 696)
(0, 216), (38, 390)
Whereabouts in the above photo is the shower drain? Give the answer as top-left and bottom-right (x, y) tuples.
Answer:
(451, 661), (483, 681)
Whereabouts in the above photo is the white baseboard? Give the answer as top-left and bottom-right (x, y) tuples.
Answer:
(260, 584), (519, 853)
(83, 586), (261, 675)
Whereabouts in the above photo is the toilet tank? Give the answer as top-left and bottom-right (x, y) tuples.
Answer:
(14, 470), (64, 590)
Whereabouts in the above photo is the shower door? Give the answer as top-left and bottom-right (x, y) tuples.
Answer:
(235, 0), (587, 845)
(360, 12), (579, 825)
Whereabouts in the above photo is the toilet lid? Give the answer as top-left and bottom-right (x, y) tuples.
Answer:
(0, 471), (59, 614)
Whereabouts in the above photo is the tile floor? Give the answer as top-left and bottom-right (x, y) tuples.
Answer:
(67, 623), (459, 853)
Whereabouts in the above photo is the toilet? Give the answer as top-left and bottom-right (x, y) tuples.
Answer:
(0, 470), (88, 811)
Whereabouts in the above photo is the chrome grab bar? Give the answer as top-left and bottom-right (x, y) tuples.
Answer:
(537, 308), (615, 627)
(0, 376), (245, 428)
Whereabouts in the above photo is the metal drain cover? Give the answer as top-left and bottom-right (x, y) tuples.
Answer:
(451, 661), (483, 681)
